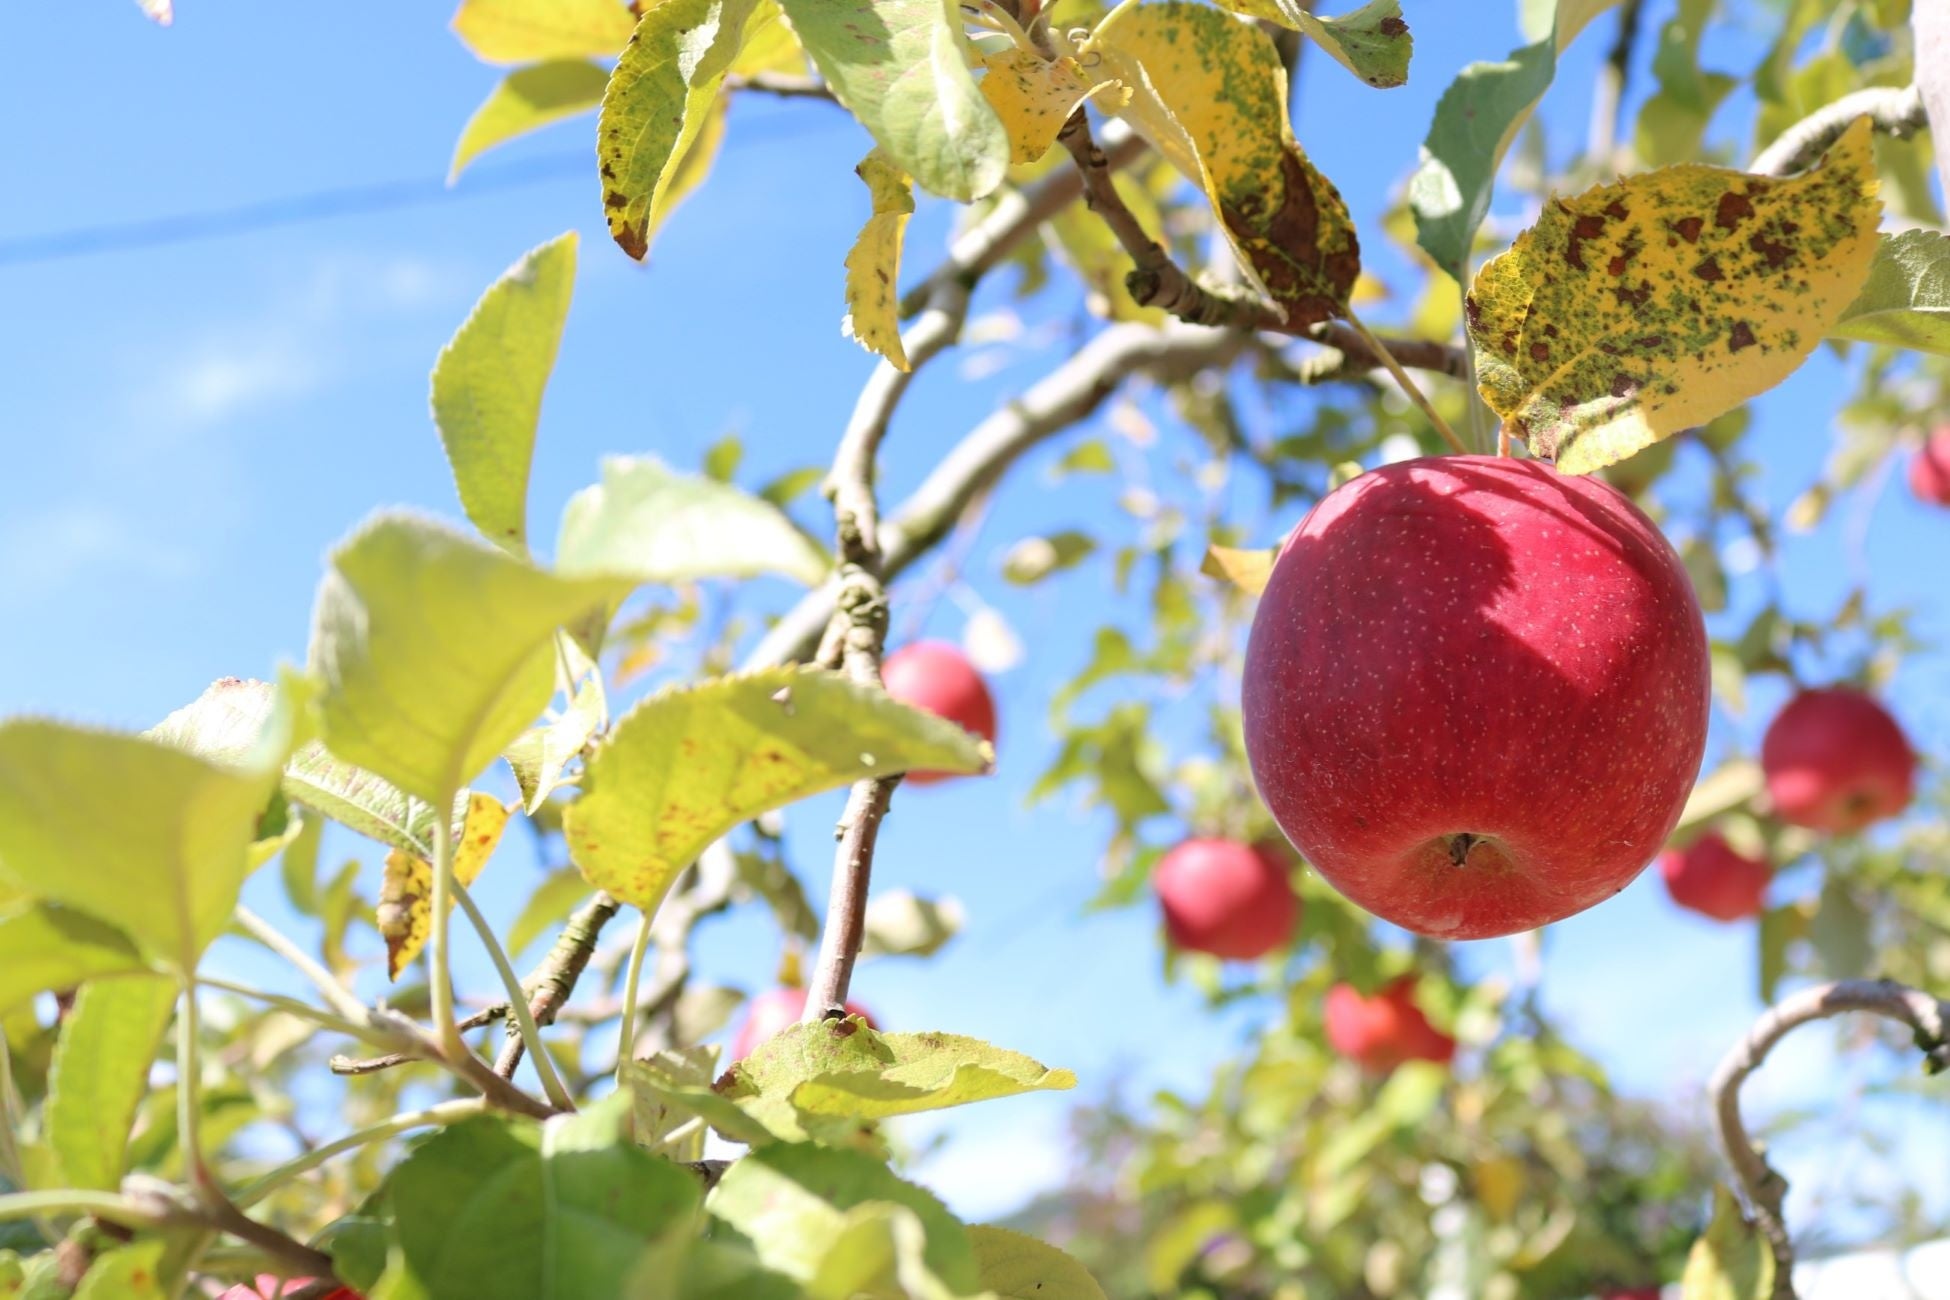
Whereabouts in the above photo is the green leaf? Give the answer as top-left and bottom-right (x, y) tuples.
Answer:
(1633, 0), (1735, 167)
(284, 739), (466, 859)
(280, 811), (323, 916)
(0, 677), (305, 972)
(623, 1054), (782, 1148)
(452, 0), (637, 63)
(860, 890), (963, 959)
(47, 978), (177, 1190)
(0, 906), (151, 1015)
(731, 1020), (1075, 1121)
(388, 1095), (701, 1299)
(1214, 0), (1411, 89)
(1680, 1184), (1775, 1300)
(556, 455), (830, 588)
(705, 1142), (979, 1292)
(1826, 228), (1950, 357)
(565, 666), (991, 909)
(597, 0), (755, 259)
(1811, 877), (1873, 981)
(968, 1225), (1109, 1300)
(308, 512), (634, 807)
(508, 868), (597, 957)
(71, 1239), (167, 1300)
(451, 61), (609, 182)
(1001, 531), (1095, 585)
(1408, 0), (1620, 280)
(431, 232), (578, 554)
(807, 1203), (961, 1299)
(776, 0), (1008, 202)
(504, 672), (605, 813)
(1758, 903), (1810, 1002)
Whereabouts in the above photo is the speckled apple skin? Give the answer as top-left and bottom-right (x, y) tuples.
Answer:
(1760, 687), (1915, 832)
(1243, 456), (1710, 940)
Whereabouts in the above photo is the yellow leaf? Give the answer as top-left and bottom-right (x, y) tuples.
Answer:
(1087, 1), (1359, 330)
(377, 792), (512, 980)
(1199, 543), (1277, 595)
(1472, 1155), (1525, 1222)
(1468, 116), (1881, 475)
(731, 0), (806, 77)
(842, 150), (915, 371)
(451, 0), (637, 64)
(979, 50), (1126, 165)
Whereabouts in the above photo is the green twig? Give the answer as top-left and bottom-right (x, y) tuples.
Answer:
(617, 909), (655, 1070)
(451, 881), (575, 1111)
(1342, 307), (1467, 455)
(0, 1190), (163, 1230)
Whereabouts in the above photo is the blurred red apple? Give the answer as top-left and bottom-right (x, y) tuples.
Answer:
(1909, 427), (1950, 506)
(731, 986), (875, 1061)
(1153, 838), (1299, 960)
(1243, 457), (1709, 939)
(1659, 830), (1770, 922)
(1598, 1288), (1662, 1300)
(218, 1280), (362, 1300)
(880, 641), (997, 785)
(1324, 976), (1456, 1072)
(1761, 688), (1915, 832)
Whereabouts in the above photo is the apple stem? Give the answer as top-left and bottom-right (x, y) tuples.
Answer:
(1496, 422), (1513, 458)
(1340, 308), (1467, 456)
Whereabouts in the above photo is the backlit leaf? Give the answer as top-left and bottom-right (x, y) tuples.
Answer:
(841, 150), (915, 371)
(308, 511), (634, 807)
(1199, 544), (1276, 596)
(1213, 0), (1411, 90)
(968, 1225), (1108, 1300)
(1089, 1), (1359, 330)
(566, 666), (991, 909)
(71, 1240), (167, 1300)
(777, 0), (1008, 202)
(451, 0), (636, 64)
(378, 793), (512, 980)
(1680, 1184), (1775, 1300)
(47, 978), (176, 1190)
(504, 671), (606, 812)
(450, 61), (609, 182)
(508, 867), (595, 956)
(1826, 228), (1950, 356)
(1467, 118), (1881, 474)
(733, 0), (806, 77)
(978, 50), (1118, 165)
(0, 907), (151, 1015)
(431, 232), (578, 555)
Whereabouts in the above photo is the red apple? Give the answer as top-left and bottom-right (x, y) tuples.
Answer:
(880, 641), (998, 785)
(1598, 1289), (1662, 1300)
(1323, 976), (1456, 1072)
(1242, 456), (1710, 940)
(1658, 830), (1770, 922)
(1909, 427), (1950, 506)
(730, 986), (875, 1061)
(1153, 838), (1300, 960)
(219, 1281), (362, 1300)
(1760, 688), (1915, 832)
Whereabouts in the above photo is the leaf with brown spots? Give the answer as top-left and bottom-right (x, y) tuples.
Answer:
(565, 666), (992, 911)
(841, 150), (915, 371)
(378, 792), (512, 979)
(978, 49), (1124, 166)
(1209, 0), (1412, 90)
(1087, 0), (1360, 331)
(1467, 117), (1881, 475)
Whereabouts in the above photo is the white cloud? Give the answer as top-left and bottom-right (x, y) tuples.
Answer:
(160, 344), (322, 428)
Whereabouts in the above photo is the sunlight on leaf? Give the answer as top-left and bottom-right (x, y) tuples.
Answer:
(451, 61), (609, 183)
(0, 907), (151, 1015)
(979, 50), (1120, 165)
(378, 793), (512, 980)
(1826, 228), (1950, 357)
(71, 1240), (167, 1300)
(1680, 1184), (1775, 1300)
(504, 670), (605, 812)
(861, 890), (963, 959)
(48, 978), (176, 1191)
(451, 0), (636, 64)
(1199, 544), (1276, 596)
(1212, 0), (1411, 89)
(969, 1225), (1108, 1300)
(842, 150), (915, 371)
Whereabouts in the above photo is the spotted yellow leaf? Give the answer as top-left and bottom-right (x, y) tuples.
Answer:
(842, 150), (915, 370)
(1211, 0), (1411, 90)
(378, 792), (512, 980)
(1088, 1), (1359, 330)
(1467, 116), (1881, 475)
(979, 49), (1125, 165)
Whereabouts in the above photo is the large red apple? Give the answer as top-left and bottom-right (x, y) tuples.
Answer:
(880, 641), (997, 785)
(1909, 427), (1950, 506)
(1153, 838), (1299, 960)
(1323, 976), (1456, 1072)
(730, 986), (875, 1061)
(1760, 687), (1915, 832)
(1243, 456), (1709, 940)
(1658, 830), (1770, 922)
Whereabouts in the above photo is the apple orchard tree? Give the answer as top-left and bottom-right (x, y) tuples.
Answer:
(3, 1), (1950, 1297)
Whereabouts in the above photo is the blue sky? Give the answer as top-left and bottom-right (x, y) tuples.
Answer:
(2, 0), (1945, 1240)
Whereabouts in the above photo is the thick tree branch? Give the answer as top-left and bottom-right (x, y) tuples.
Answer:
(493, 891), (622, 1077)
(1749, 84), (1927, 177)
(1708, 978), (1950, 1298)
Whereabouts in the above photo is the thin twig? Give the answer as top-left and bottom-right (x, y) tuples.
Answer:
(235, 1099), (485, 1209)
(493, 891), (622, 1079)
(329, 1003), (507, 1075)
(451, 882), (575, 1110)
(1304, 322), (1468, 383)
(233, 906), (375, 1029)
(1340, 308), (1467, 454)
(1749, 83), (1926, 177)
(617, 910), (655, 1068)
(723, 72), (838, 102)
(1707, 978), (1949, 1299)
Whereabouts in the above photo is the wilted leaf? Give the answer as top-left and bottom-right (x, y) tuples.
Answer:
(47, 978), (176, 1190)
(778, 0), (1008, 202)
(969, 1225), (1109, 1300)
(1826, 228), (1950, 356)
(566, 666), (991, 909)
(1214, 0), (1411, 89)
(1199, 544), (1276, 596)
(378, 793), (513, 980)
(597, 0), (754, 259)
(1468, 118), (1881, 474)
(0, 907), (151, 1015)
(979, 50), (1118, 164)
(451, 61), (609, 182)
(556, 455), (830, 588)
(504, 672), (606, 812)
(861, 890), (963, 958)
(308, 511), (633, 808)
(1680, 1184), (1775, 1299)
(842, 151), (915, 370)
(452, 0), (636, 63)
(1090, 1), (1359, 329)
(432, 232), (577, 554)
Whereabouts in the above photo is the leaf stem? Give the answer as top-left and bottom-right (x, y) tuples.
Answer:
(234, 1098), (485, 1209)
(233, 905), (371, 1027)
(451, 880), (575, 1111)
(1341, 307), (1467, 455)
(177, 978), (213, 1199)
(616, 908), (655, 1069)
(428, 791), (464, 1061)
(195, 975), (397, 1047)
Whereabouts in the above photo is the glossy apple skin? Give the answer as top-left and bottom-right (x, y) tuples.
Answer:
(1909, 428), (1950, 506)
(1761, 688), (1915, 833)
(1243, 456), (1710, 940)
(1153, 838), (1300, 960)
(1659, 830), (1770, 922)
(730, 987), (875, 1061)
(1323, 977), (1456, 1072)
(880, 641), (998, 785)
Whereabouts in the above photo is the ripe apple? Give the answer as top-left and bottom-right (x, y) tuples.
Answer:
(880, 641), (998, 785)
(1323, 976), (1456, 1072)
(730, 986), (875, 1061)
(1242, 456), (1710, 940)
(1760, 688), (1915, 832)
(219, 1281), (362, 1300)
(1658, 830), (1770, 922)
(1597, 1289), (1662, 1300)
(1153, 838), (1300, 960)
(1909, 427), (1950, 506)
